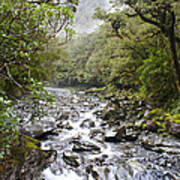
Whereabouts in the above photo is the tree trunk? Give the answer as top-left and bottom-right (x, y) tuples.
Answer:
(168, 31), (180, 93)
(167, 11), (180, 93)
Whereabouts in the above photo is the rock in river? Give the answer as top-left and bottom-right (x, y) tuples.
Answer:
(63, 150), (80, 167)
(72, 140), (101, 153)
(105, 126), (138, 143)
(170, 123), (180, 138)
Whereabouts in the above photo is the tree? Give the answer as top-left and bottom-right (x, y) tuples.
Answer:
(92, 2), (180, 104)
(0, 0), (78, 96)
(122, 0), (180, 93)
(0, 0), (78, 160)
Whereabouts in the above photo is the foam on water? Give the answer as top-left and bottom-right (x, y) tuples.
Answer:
(43, 168), (83, 180)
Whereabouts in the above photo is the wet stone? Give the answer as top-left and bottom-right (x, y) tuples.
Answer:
(171, 123), (180, 138)
(72, 141), (101, 153)
(90, 129), (105, 138)
(146, 120), (158, 132)
(134, 170), (176, 180)
(57, 121), (73, 130)
(105, 126), (138, 142)
(34, 129), (58, 141)
(80, 119), (95, 128)
(140, 136), (180, 162)
(124, 133), (139, 142)
(62, 150), (80, 167)
(14, 88), (180, 180)
(59, 111), (70, 120)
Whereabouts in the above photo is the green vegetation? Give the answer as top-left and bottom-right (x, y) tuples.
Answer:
(0, 0), (78, 161)
(142, 108), (180, 137)
(0, 97), (19, 159)
(57, 0), (180, 109)
(1, 0), (180, 171)
(55, 0), (180, 136)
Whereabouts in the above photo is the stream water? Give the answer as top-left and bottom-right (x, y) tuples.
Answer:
(19, 88), (180, 180)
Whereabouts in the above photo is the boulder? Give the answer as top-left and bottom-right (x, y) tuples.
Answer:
(62, 150), (80, 167)
(146, 120), (158, 132)
(170, 123), (180, 138)
(80, 119), (95, 128)
(134, 170), (176, 180)
(105, 126), (126, 143)
(0, 136), (57, 180)
(72, 141), (101, 153)
(105, 126), (139, 143)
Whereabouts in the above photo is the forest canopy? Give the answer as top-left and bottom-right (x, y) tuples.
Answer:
(0, 0), (78, 96)
(56, 0), (180, 110)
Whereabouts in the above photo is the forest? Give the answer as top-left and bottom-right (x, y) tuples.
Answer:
(0, 0), (180, 179)
(58, 0), (180, 109)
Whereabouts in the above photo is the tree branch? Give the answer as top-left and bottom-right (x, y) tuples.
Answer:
(5, 64), (23, 88)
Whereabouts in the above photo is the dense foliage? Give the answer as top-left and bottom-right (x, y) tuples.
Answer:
(0, 0), (78, 159)
(56, 0), (180, 110)
(0, 0), (78, 95)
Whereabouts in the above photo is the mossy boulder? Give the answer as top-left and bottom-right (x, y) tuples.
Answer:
(143, 108), (180, 138)
(0, 135), (57, 180)
(102, 108), (119, 120)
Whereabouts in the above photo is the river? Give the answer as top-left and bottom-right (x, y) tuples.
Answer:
(33, 87), (180, 180)
(6, 87), (179, 180)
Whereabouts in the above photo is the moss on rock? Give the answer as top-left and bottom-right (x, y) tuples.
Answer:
(143, 108), (180, 138)
(0, 135), (56, 179)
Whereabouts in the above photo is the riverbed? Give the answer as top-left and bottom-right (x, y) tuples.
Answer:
(28, 87), (180, 180)
(7, 87), (179, 180)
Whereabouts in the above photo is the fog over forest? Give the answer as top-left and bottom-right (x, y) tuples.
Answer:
(73, 0), (110, 33)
